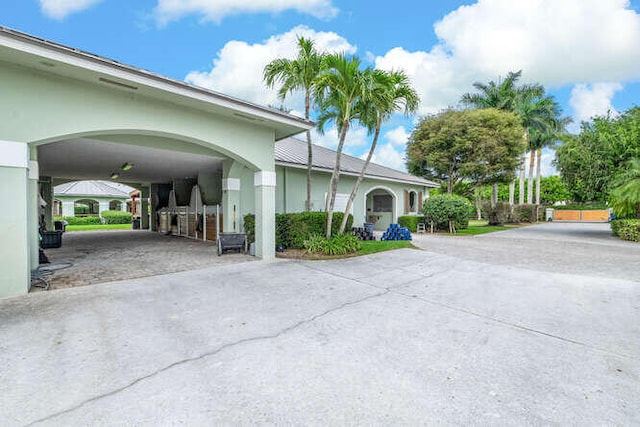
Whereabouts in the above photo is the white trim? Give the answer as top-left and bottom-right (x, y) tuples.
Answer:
(222, 178), (241, 192)
(0, 141), (28, 168)
(254, 171), (277, 187)
(28, 161), (39, 180)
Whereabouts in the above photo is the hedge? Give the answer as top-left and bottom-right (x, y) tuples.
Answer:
(54, 216), (102, 225)
(398, 215), (424, 232)
(244, 212), (354, 249)
(100, 211), (132, 224)
(554, 203), (608, 210)
(610, 219), (640, 242)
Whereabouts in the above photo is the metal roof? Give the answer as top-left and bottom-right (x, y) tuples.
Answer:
(275, 138), (438, 187)
(54, 181), (134, 198)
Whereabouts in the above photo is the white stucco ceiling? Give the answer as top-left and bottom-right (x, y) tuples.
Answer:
(38, 138), (224, 184)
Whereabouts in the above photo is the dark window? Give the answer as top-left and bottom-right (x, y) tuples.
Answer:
(373, 194), (393, 212)
(409, 192), (416, 211)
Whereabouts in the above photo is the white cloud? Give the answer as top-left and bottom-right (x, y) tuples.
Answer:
(154, 0), (338, 26)
(368, 143), (407, 172)
(359, 126), (411, 171)
(375, 0), (640, 114)
(569, 82), (623, 124)
(383, 126), (410, 147)
(185, 25), (356, 110)
(313, 126), (369, 152)
(39, 0), (102, 20)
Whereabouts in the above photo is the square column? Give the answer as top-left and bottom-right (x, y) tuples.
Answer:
(141, 186), (150, 229)
(254, 171), (276, 260)
(0, 141), (30, 297)
(27, 154), (40, 272)
(222, 178), (241, 232)
(62, 200), (74, 217)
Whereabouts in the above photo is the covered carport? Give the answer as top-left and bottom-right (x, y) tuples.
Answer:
(0, 27), (312, 298)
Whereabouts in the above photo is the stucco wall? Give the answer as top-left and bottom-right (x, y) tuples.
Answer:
(275, 166), (429, 229)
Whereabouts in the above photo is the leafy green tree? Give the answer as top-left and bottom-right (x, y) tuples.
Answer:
(264, 37), (325, 212)
(314, 53), (368, 238)
(461, 71), (532, 205)
(407, 108), (525, 206)
(555, 107), (640, 203)
(338, 69), (419, 233)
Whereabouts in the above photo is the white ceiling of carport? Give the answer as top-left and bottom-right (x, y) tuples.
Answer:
(38, 138), (224, 184)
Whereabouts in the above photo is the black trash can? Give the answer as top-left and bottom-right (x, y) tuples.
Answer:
(132, 219), (141, 229)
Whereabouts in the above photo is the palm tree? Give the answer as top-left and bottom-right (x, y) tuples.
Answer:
(461, 71), (527, 207)
(337, 69), (419, 234)
(530, 116), (571, 205)
(515, 93), (560, 205)
(314, 53), (368, 238)
(264, 36), (325, 212)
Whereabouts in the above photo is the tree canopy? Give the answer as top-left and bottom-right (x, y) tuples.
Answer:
(407, 108), (525, 193)
(555, 106), (640, 204)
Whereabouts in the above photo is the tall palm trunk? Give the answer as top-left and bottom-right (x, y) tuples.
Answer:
(527, 150), (535, 204)
(518, 129), (527, 205)
(518, 155), (526, 205)
(535, 148), (542, 206)
(325, 119), (350, 238)
(508, 179), (515, 206)
(304, 91), (313, 211)
(339, 119), (382, 234)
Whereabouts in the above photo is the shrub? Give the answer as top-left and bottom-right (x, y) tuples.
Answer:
(243, 214), (255, 244)
(611, 219), (640, 242)
(243, 212), (353, 248)
(423, 195), (471, 232)
(398, 215), (425, 232)
(483, 202), (515, 226)
(303, 233), (362, 255)
(513, 205), (540, 223)
(54, 216), (102, 225)
(554, 203), (608, 210)
(100, 211), (132, 224)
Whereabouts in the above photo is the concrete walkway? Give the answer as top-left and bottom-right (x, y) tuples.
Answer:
(1, 223), (639, 425)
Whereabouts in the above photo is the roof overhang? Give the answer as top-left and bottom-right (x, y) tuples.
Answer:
(276, 161), (440, 188)
(0, 26), (314, 141)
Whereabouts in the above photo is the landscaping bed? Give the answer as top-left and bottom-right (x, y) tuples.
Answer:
(276, 240), (416, 260)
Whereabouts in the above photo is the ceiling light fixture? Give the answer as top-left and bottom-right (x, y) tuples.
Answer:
(110, 172), (119, 180)
(121, 162), (134, 171)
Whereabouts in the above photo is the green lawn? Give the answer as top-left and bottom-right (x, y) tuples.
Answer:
(65, 224), (133, 232)
(444, 219), (516, 236)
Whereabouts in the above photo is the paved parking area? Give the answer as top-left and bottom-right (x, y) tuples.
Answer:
(2, 223), (639, 425)
(39, 230), (254, 289)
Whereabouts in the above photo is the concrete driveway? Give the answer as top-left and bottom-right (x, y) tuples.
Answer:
(1, 223), (639, 425)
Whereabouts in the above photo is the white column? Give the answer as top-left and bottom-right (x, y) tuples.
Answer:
(141, 187), (150, 229)
(0, 140), (30, 297)
(98, 201), (110, 216)
(62, 200), (74, 217)
(27, 153), (39, 272)
(254, 171), (276, 260)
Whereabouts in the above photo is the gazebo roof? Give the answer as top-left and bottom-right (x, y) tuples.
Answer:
(54, 180), (134, 199)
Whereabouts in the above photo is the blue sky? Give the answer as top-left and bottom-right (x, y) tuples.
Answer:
(4, 0), (640, 174)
